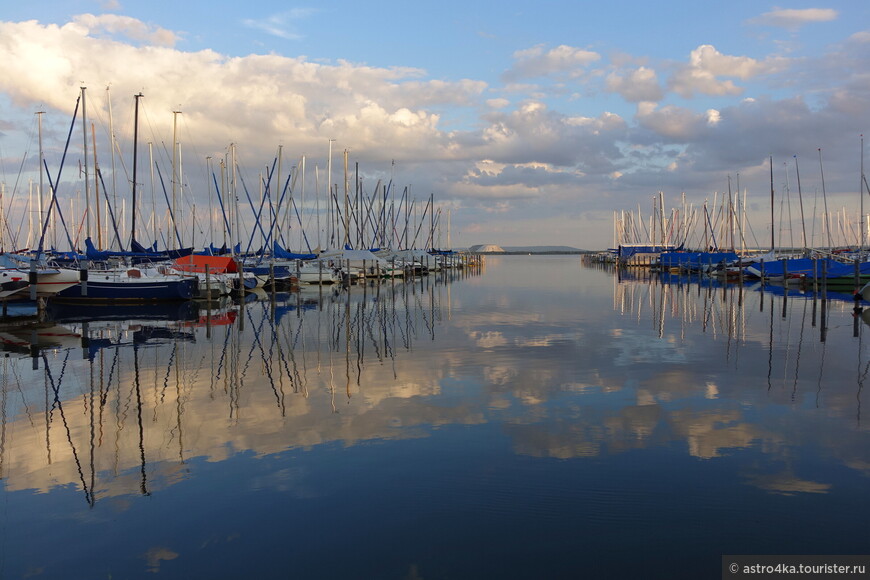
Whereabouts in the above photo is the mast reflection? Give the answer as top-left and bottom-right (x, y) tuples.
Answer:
(0, 267), (475, 501)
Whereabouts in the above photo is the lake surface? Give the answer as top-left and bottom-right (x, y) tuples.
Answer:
(1, 255), (869, 579)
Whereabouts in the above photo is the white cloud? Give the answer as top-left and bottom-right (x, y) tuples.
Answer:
(635, 103), (712, 141)
(605, 66), (663, 103)
(705, 109), (721, 126)
(668, 44), (786, 98)
(0, 12), (869, 250)
(748, 8), (838, 30)
(242, 9), (316, 41)
(0, 18), (483, 163)
(72, 13), (179, 46)
(486, 98), (510, 109)
(847, 31), (870, 44)
(503, 44), (601, 82)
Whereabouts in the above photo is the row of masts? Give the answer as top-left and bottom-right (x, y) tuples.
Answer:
(5, 88), (452, 257)
(614, 147), (869, 254)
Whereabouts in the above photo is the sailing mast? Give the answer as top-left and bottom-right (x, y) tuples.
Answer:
(861, 135), (865, 256)
(794, 156), (807, 253)
(769, 155), (775, 251)
(343, 149), (349, 248)
(819, 148), (832, 249)
(171, 110), (180, 251)
(106, 86), (118, 246)
(91, 122), (101, 248)
(36, 111), (46, 245)
(81, 86), (91, 242)
(727, 176), (734, 251)
(131, 93), (143, 246)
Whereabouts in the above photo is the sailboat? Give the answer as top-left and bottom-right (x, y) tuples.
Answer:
(0, 253), (79, 298)
(53, 92), (198, 303)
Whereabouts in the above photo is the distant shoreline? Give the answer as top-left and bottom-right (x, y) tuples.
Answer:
(471, 251), (590, 255)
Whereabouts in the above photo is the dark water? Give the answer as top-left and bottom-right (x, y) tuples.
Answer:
(1, 255), (868, 579)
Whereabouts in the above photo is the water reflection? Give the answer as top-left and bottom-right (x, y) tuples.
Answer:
(0, 269), (473, 506)
(2, 256), (869, 578)
(604, 263), (870, 491)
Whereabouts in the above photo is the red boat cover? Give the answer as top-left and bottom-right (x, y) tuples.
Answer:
(173, 255), (238, 274)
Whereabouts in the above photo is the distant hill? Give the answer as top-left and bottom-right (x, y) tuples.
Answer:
(468, 245), (586, 254)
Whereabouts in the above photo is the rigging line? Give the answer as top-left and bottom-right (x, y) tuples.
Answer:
(42, 350), (94, 506)
(238, 300), (270, 389)
(160, 342), (178, 403)
(153, 161), (183, 249)
(269, 300), (296, 403)
(248, 301), (283, 411)
(236, 166), (272, 256)
(767, 296), (774, 392)
(132, 343), (150, 496)
(37, 98), (82, 254)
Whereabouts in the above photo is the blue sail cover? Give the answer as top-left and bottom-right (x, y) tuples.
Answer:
(745, 257), (849, 278)
(659, 251), (739, 269)
(202, 243), (241, 256)
(48, 248), (88, 263)
(130, 239), (194, 260)
(84, 237), (193, 261)
(618, 244), (680, 259)
(85, 237), (163, 261)
(801, 259), (870, 280)
(273, 242), (317, 261)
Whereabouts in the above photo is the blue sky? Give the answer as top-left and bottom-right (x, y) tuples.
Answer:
(1, 1), (869, 250)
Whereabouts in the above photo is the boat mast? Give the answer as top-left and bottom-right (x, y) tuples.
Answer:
(276, 145), (283, 246)
(107, 85), (118, 245)
(727, 176), (734, 251)
(232, 143), (240, 258)
(326, 139), (334, 248)
(819, 148), (832, 249)
(81, 86), (91, 242)
(659, 191), (666, 247)
(36, 110), (46, 245)
(172, 110), (180, 250)
(131, 93), (143, 245)
(794, 156), (807, 253)
(769, 155), (775, 251)
(92, 122), (101, 248)
(861, 135), (865, 256)
(149, 142), (156, 245)
(343, 149), (349, 248)
(206, 156), (214, 248)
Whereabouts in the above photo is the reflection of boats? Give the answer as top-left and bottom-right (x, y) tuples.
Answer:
(656, 270), (725, 288)
(753, 282), (860, 304)
(243, 287), (269, 303)
(181, 308), (238, 328)
(131, 324), (196, 345)
(0, 322), (82, 356)
(0, 260), (467, 515)
(46, 299), (201, 323)
(0, 300), (39, 318)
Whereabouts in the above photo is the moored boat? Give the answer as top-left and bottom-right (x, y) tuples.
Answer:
(52, 266), (198, 302)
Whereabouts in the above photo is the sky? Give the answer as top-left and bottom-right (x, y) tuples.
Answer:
(0, 0), (869, 251)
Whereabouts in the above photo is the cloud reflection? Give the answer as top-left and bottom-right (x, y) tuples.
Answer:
(1, 258), (869, 505)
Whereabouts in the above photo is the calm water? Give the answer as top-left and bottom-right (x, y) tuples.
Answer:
(1, 255), (869, 579)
